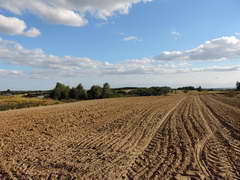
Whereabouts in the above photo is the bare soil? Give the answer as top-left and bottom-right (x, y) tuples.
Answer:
(0, 94), (239, 179)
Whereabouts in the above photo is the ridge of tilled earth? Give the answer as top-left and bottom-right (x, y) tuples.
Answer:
(0, 94), (239, 179)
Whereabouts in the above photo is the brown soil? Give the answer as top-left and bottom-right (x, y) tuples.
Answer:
(0, 94), (239, 179)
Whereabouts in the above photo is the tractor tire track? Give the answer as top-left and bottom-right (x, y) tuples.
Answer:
(0, 94), (240, 179)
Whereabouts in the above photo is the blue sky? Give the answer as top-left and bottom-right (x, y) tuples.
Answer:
(0, 0), (240, 90)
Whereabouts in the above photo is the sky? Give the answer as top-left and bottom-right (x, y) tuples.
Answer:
(0, 0), (240, 90)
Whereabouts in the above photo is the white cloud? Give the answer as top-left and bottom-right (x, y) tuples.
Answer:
(123, 36), (139, 41)
(171, 31), (181, 40)
(119, 33), (141, 41)
(23, 27), (41, 37)
(0, 0), (153, 27)
(0, 69), (24, 77)
(0, 36), (240, 79)
(174, 65), (240, 73)
(0, 38), (109, 76)
(96, 21), (115, 27)
(154, 36), (240, 61)
(0, 14), (40, 37)
(235, 32), (240, 36)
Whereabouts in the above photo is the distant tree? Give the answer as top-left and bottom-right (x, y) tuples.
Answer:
(49, 82), (172, 100)
(129, 87), (171, 96)
(178, 86), (195, 91)
(88, 85), (102, 99)
(161, 87), (171, 95)
(149, 87), (159, 96)
(183, 90), (189, 94)
(236, 81), (240, 91)
(51, 87), (61, 100)
(197, 86), (202, 92)
(69, 87), (78, 99)
(101, 83), (112, 98)
(61, 88), (70, 99)
(50, 82), (70, 100)
(76, 84), (88, 99)
(51, 82), (62, 100)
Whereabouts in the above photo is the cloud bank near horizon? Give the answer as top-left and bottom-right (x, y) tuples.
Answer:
(0, 36), (240, 80)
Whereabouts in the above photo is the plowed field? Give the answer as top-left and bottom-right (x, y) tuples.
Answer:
(0, 94), (239, 179)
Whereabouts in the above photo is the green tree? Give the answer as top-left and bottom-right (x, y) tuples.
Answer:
(69, 87), (79, 99)
(101, 83), (112, 98)
(51, 82), (70, 100)
(88, 85), (102, 99)
(197, 86), (202, 92)
(69, 84), (87, 100)
(236, 81), (240, 91)
(76, 84), (88, 99)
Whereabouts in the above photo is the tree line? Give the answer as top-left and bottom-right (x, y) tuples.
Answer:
(128, 87), (171, 96)
(50, 82), (172, 100)
(50, 82), (112, 100)
(177, 86), (203, 93)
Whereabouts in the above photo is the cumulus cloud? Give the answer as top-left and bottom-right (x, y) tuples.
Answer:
(0, 14), (40, 37)
(0, 38), (109, 76)
(0, 0), (153, 27)
(154, 36), (240, 61)
(0, 36), (240, 78)
(0, 38), (180, 76)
